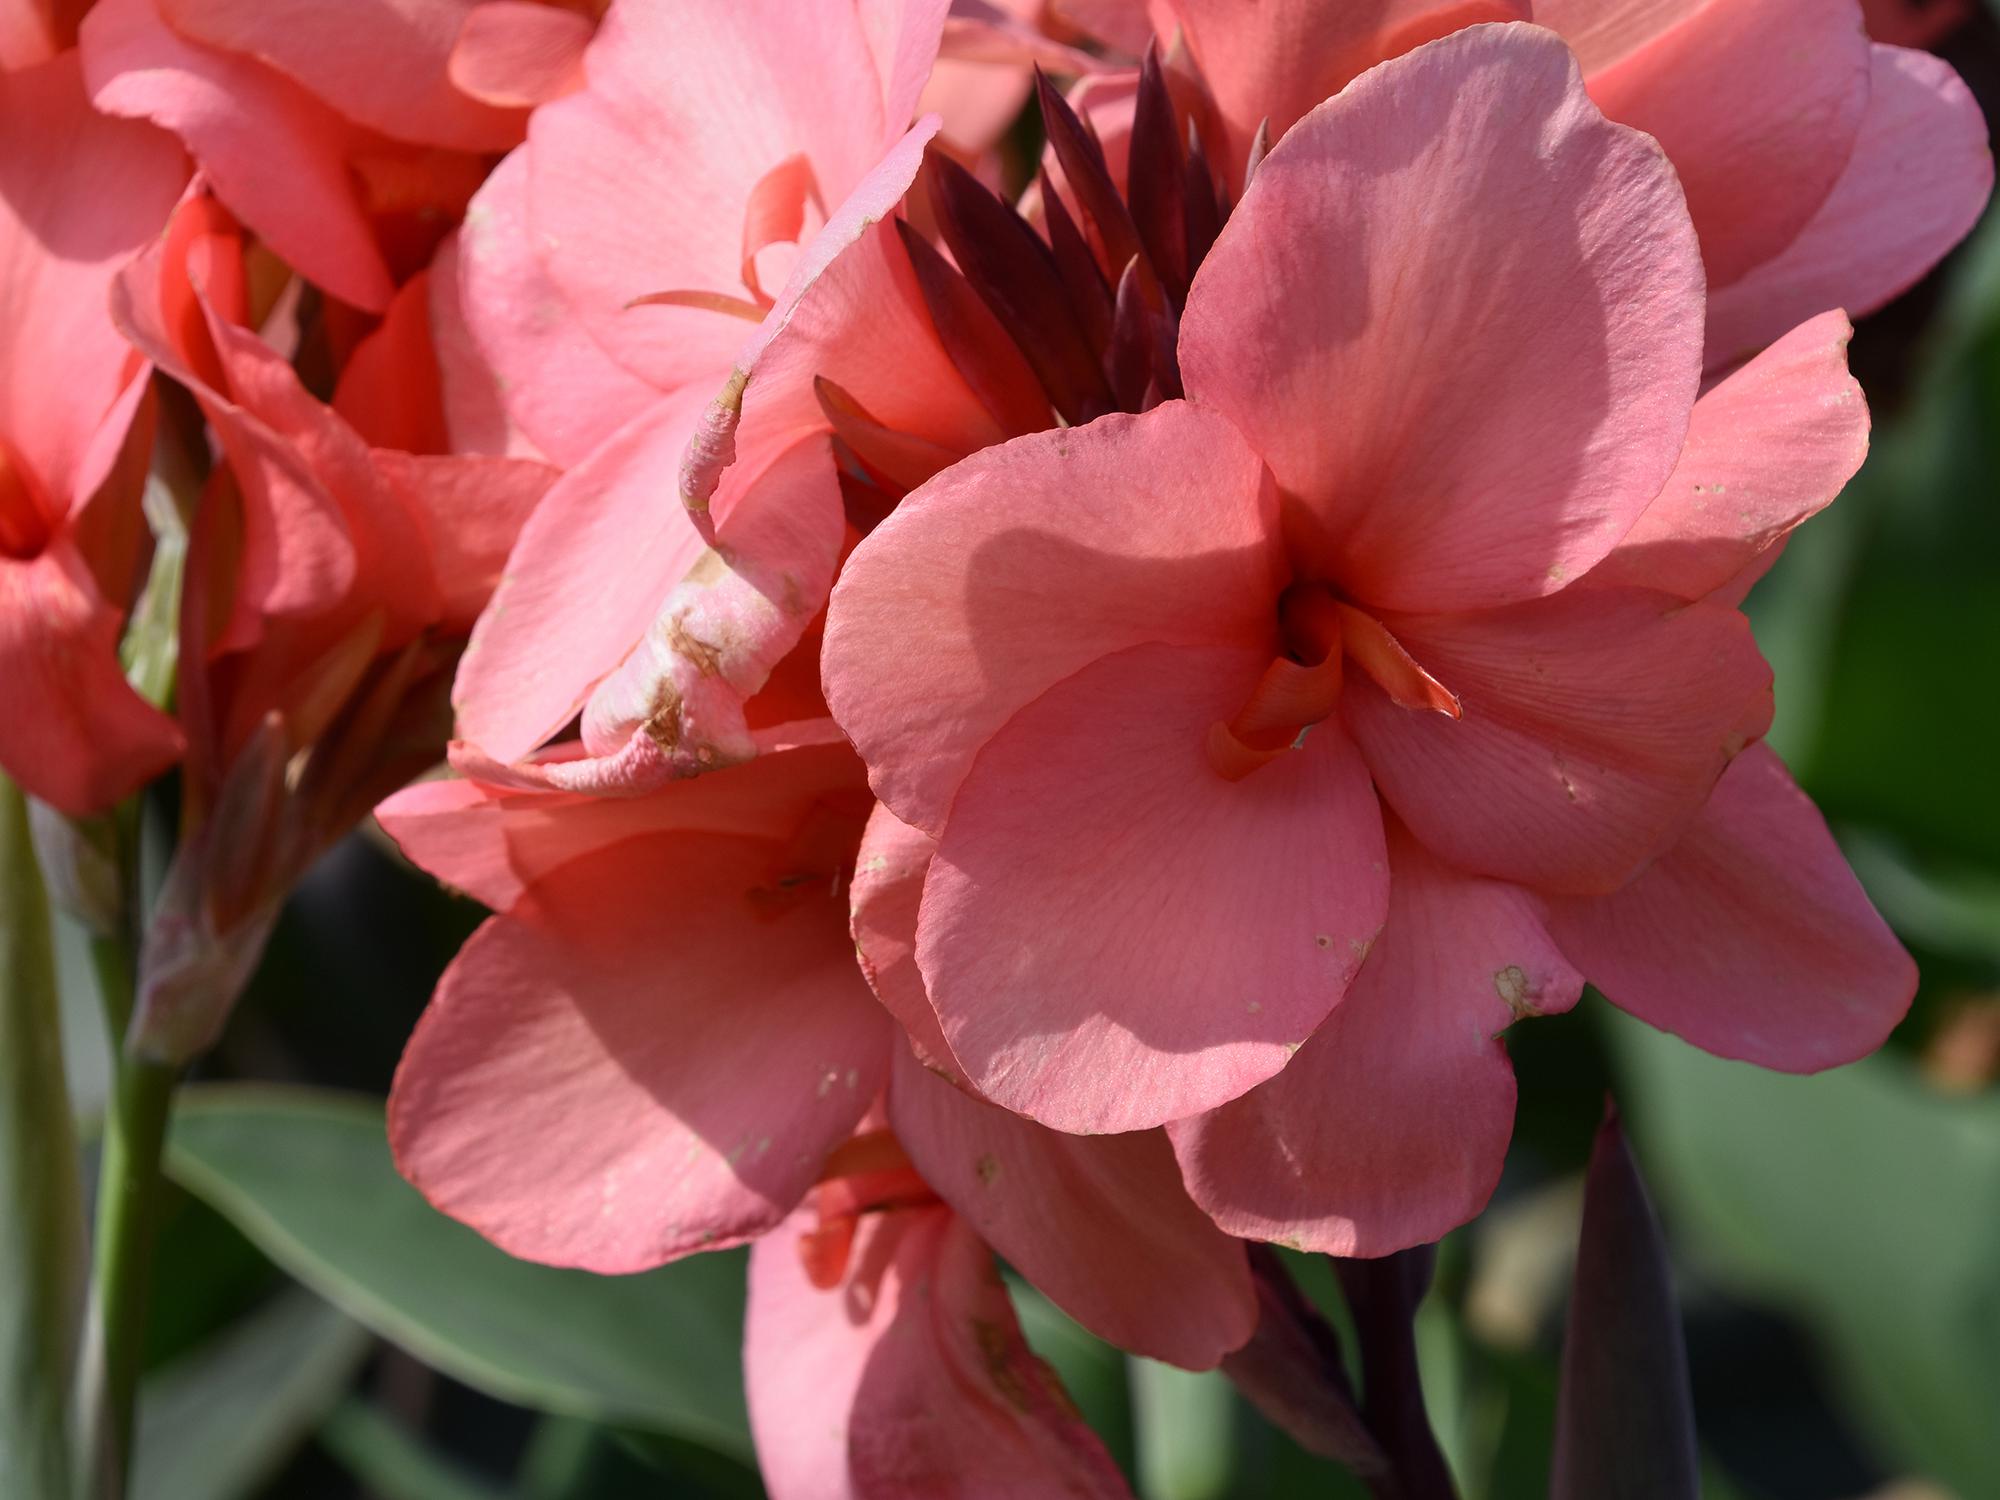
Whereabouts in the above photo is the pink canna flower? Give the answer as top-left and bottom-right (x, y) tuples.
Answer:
(747, 1134), (1134, 1500)
(79, 0), (523, 312)
(447, 0), (1015, 791)
(819, 14), (1919, 1253)
(0, 50), (188, 816)
(378, 729), (1261, 1374)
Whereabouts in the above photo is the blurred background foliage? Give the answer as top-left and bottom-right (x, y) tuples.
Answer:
(36, 14), (2000, 1500)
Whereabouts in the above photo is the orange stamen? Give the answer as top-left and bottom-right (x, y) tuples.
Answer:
(1333, 602), (1461, 718)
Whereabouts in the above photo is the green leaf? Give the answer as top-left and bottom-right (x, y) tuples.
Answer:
(1, 777), (87, 1500)
(134, 1290), (370, 1500)
(1129, 1359), (1235, 1500)
(164, 1085), (753, 1458)
(1605, 1008), (2000, 1495)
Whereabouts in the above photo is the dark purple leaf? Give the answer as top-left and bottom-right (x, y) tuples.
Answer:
(1034, 67), (1144, 284)
(1335, 1246), (1460, 1500)
(1127, 44), (1189, 303)
(893, 219), (1050, 438)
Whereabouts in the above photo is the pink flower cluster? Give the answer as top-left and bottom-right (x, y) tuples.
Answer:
(1, 0), (1989, 1492)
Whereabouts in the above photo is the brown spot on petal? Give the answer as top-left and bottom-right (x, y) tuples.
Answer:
(1495, 965), (1534, 1018)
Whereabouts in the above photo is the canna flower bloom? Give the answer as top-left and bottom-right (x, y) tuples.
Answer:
(447, 0), (1018, 792)
(107, 192), (555, 1060)
(821, 16), (1919, 1262)
(0, 51), (188, 816)
(79, 0), (529, 311)
(378, 734), (1260, 1370)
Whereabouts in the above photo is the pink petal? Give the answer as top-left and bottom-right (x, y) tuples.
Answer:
(1588, 310), (1869, 605)
(1345, 588), (1773, 896)
(81, 0), (396, 311)
(851, 802), (962, 1079)
(1171, 824), (1582, 1257)
(0, 544), (184, 816)
(1168, 0), (1528, 162)
(922, 642), (1388, 1134)
(377, 734), (869, 913)
(0, 3), (58, 67)
(370, 452), (556, 632)
(158, 0), (524, 151)
(332, 268), (446, 454)
(1556, 0), (1872, 286)
(389, 827), (891, 1272)
(453, 147), (659, 465)
(525, 0), (948, 397)
(448, 389), (710, 760)
(1179, 24), (1705, 613)
(890, 1049), (1256, 1368)
(447, 1), (591, 108)
(0, 51), (186, 509)
(424, 231), (544, 460)
(1705, 44), (1994, 368)
(823, 403), (1285, 835)
(1546, 741), (1916, 1071)
(1049, 0), (1160, 55)
(746, 1204), (1132, 1500)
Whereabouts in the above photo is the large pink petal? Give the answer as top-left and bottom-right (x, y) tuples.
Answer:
(890, 1049), (1256, 1368)
(1345, 588), (1773, 896)
(1557, 0), (1871, 287)
(0, 544), (184, 816)
(1170, 825), (1582, 1256)
(81, 0), (396, 311)
(389, 828), (892, 1272)
(747, 1204), (1132, 1500)
(527, 0), (948, 395)
(1705, 44), (1994, 368)
(453, 147), (659, 465)
(0, 52), (185, 510)
(160, 0), (523, 150)
(1167, 0), (1528, 161)
(1180, 24), (1704, 614)
(851, 802), (962, 1079)
(376, 735), (869, 913)
(1588, 310), (1869, 604)
(921, 642), (1388, 1134)
(1547, 742), (1916, 1071)
(823, 403), (1285, 835)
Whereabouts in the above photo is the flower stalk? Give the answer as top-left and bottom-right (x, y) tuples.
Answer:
(1, 777), (88, 1500)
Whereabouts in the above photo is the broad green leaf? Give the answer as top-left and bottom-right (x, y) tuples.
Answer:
(134, 1290), (370, 1500)
(165, 1085), (752, 1457)
(1606, 1009), (2000, 1495)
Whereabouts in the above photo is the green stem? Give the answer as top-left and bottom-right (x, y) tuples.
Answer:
(1, 778), (88, 1500)
(81, 931), (178, 1500)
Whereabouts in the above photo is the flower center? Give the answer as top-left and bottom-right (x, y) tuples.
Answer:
(1207, 583), (1461, 781)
